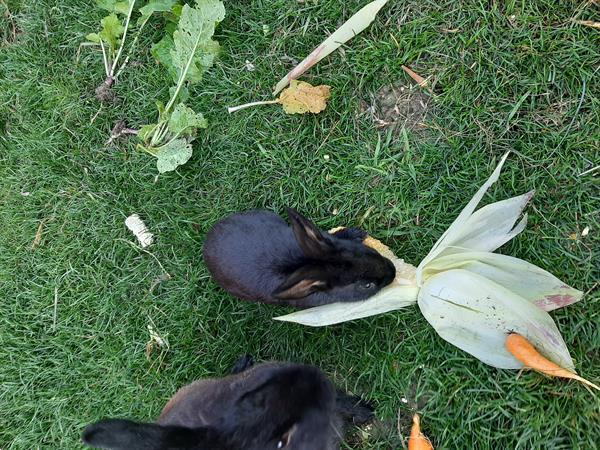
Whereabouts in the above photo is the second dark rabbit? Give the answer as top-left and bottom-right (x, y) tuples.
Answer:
(82, 356), (374, 450)
(203, 208), (396, 308)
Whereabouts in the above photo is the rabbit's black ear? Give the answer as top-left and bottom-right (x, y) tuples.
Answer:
(273, 267), (328, 300)
(82, 419), (226, 450)
(330, 227), (367, 242)
(230, 354), (255, 374)
(287, 208), (333, 257)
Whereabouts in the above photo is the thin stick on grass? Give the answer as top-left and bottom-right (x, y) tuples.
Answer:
(32, 220), (45, 249)
(52, 286), (59, 331)
(572, 19), (600, 29)
(228, 99), (279, 113)
(578, 165), (599, 176)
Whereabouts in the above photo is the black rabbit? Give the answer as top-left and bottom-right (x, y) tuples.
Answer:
(82, 356), (374, 450)
(203, 208), (396, 308)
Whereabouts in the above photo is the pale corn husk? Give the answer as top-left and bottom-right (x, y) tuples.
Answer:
(275, 153), (584, 371)
(275, 230), (418, 326)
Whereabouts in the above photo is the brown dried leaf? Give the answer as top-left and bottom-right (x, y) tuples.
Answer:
(278, 80), (331, 114)
(402, 65), (429, 88)
(273, 0), (390, 94)
(32, 217), (53, 249)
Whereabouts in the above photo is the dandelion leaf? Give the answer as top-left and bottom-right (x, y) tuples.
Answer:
(151, 34), (178, 81)
(86, 33), (101, 43)
(170, 1), (225, 85)
(139, 0), (178, 25)
(99, 13), (124, 51)
(156, 138), (193, 173)
(167, 104), (207, 137)
(96, 0), (132, 15)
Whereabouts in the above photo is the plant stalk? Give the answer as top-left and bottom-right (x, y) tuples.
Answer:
(227, 99), (279, 113)
(114, 16), (150, 80)
(99, 39), (110, 77)
(109, 0), (136, 78)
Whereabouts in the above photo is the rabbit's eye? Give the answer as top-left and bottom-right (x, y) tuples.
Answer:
(362, 281), (375, 289)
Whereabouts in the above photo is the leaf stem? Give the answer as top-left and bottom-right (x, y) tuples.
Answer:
(150, 121), (169, 147)
(164, 13), (206, 114)
(114, 16), (150, 80)
(138, 144), (159, 157)
(99, 39), (110, 77)
(227, 99), (279, 113)
(110, 0), (136, 78)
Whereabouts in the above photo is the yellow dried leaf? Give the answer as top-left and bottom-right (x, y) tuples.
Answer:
(278, 80), (331, 114)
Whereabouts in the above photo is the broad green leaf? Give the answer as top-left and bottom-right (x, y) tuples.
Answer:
(156, 138), (193, 173)
(169, 85), (189, 105)
(420, 252), (582, 312)
(418, 269), (574, 370)
(151, 34), (178, 81)
(163, 4), (183, 34)
(171, 3), (183, 16)
(96, 0), (132, 15)
(99, 13), (124, 51)
(137, 123), (158, 143)
(167, 104), (207, 137)
(86, 33), (101, 43)
(170, 1), (225, 85)
(273, 0), (390, 95)
(138, 0), (178, 25)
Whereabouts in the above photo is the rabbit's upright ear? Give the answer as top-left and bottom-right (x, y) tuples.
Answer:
(287, 208), (333, 258)
(273, 267), (328, 300)
(82, 419), (226, 450)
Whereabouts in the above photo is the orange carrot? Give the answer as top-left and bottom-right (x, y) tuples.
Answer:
(506, 333), (599, 391)
(408, 413), (433, 450)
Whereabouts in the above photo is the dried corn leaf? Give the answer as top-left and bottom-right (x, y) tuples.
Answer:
(273, 0), (390, 95)
(573, 19), (600, 29)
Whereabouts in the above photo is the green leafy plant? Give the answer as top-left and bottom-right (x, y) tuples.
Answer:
(85, 0), (178, 102)
(137, 0), (225, 173)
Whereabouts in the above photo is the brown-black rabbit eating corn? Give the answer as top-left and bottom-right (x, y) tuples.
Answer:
(203, 208), (396, 308)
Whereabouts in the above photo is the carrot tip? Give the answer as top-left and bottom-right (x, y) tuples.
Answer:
(409, 413), (434, 450)
(506, 333), (599, 391)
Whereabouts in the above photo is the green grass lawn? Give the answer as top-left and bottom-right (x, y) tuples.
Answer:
(1, 0), (599, 448)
